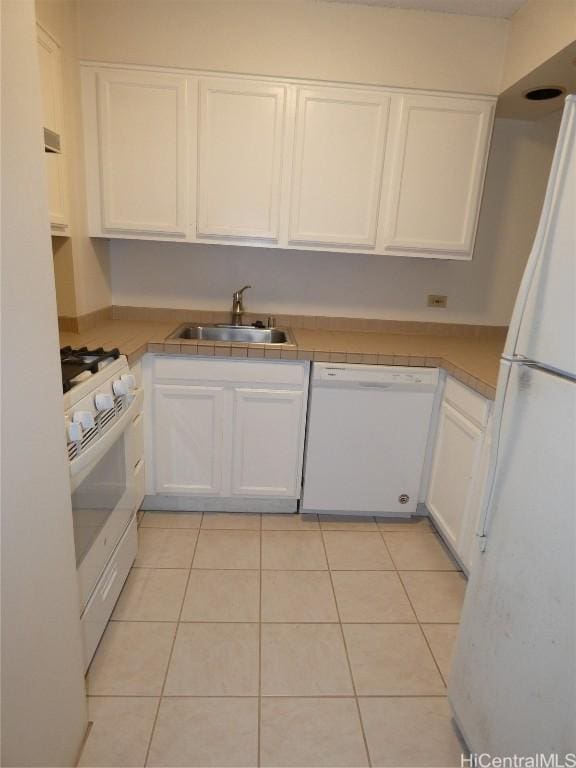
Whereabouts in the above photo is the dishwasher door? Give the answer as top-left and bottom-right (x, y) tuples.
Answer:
(301, 364), (438, 515)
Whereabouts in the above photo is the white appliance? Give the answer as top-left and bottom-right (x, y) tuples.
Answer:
(302, 364), (438, 516)
(449, 95), (576, 759)
(64, 352), (142, 670)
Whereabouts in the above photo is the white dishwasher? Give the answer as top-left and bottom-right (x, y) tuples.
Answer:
(302, 363), (439, 516)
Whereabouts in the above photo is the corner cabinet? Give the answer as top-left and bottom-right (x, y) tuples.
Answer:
(144, 356), (309, 512)
(380, 95), (493, 258)
(81, 63), (495, 260)
(425, 376), (492, 572)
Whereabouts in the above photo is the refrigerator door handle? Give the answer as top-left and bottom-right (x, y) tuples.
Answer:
(476, 360), (513, 549)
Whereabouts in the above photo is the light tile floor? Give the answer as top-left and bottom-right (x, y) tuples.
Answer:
(80, 512), (468, 767)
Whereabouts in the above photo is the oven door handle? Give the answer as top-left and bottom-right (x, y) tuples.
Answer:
(69, 388), (143, 488)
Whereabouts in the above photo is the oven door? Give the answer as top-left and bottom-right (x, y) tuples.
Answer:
(70, 389), (143, 610)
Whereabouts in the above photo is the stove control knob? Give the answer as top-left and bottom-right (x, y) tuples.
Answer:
(73, 410), (95, 430)
(121, 374), (136, 392)
(112, 379), (129, 396)
(94, 392), (114, 412)
(67, 419), (83, 442)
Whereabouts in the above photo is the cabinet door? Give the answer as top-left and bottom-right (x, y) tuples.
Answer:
(97, 69), (188, 236)
(197, 79), (287, 240)
(153, 385), (225, 495)
(46, 152), (68, 232)
(458, 416), (492, 573)
(37, 25), (62, 135)
(288, 86), (390, 248)
(427, 400), (484, 553)
(383, 94), (493, 258)
(231, 388), (306, 497)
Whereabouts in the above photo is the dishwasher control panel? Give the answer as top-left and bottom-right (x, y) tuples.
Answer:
(313, 363), (439, 391)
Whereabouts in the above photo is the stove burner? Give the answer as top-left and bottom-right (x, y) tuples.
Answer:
(60, 346), (120, 393)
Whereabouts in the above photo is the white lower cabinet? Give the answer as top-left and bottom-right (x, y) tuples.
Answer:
(231, 388), (306, 497)
(153, 384), (225, 495)
(146, 357), (309, 508)
(426, 376), (492, 571)
(458, 422), (491, 572)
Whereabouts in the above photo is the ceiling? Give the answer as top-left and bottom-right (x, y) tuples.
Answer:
(318, 0), (527, 18)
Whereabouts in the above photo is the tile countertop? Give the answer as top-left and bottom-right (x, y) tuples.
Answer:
(59, 321), (504, 399)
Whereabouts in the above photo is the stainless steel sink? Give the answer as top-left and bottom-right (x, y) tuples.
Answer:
(168, 324), (294, 345)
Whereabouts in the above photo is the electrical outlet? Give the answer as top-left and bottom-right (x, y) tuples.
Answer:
(427, 294), (448, 308)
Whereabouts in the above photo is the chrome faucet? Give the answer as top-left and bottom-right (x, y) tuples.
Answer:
(231, 285), (251, 326)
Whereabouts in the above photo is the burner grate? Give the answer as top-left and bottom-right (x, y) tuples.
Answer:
(60, 346), (120, 393)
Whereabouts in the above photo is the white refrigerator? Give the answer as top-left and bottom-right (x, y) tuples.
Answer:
(449, 95), (576, 759)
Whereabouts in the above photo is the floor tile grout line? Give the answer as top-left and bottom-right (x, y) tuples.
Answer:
(376, 524), (454, 690)
(397, 570), (455, 689)
(258, 526), (263, 768)
(142, 511), (203, 767)
(109, 618), (462, 625)
(318, 524), (373, 768)
(86, 692), (451, 699)
(131, 564), (460, 572)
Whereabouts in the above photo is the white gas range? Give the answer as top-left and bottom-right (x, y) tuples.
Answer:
(62, 347), (142, 671)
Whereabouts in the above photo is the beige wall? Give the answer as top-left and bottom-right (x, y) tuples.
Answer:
(77, 0), (508, 95)
(1, 1), (88, 764)
(36, 0), (111, 315)
(110, 111), (561, 326)
(501, 0), (576, 91)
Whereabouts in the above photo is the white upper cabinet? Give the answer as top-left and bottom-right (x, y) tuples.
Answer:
(197, 78), (287, 241)
(81, 64), (495, 257)
(96, 69), (189, 236)
(37, 24), (70, 236)
(382, 94), (494, 258)
(288, 86), (390, 248)
(37, 25), (62, 135)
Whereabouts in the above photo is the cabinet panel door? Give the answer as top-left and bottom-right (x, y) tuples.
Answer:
(231, 388), (305, 497)
(37, 26), (62, 135)
(384, 95), (493, 257)
(97, 70), (188, 236)
(427, 400), (484, 552)
(289, 86), (390, 247)
(197, 79), (287, 240)
(46, 152), (68, 230)
(153, 385), (225, 495)
(458, 417), (491, 573)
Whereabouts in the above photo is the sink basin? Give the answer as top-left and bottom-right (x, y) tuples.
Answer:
(168, 324), (293, 345)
